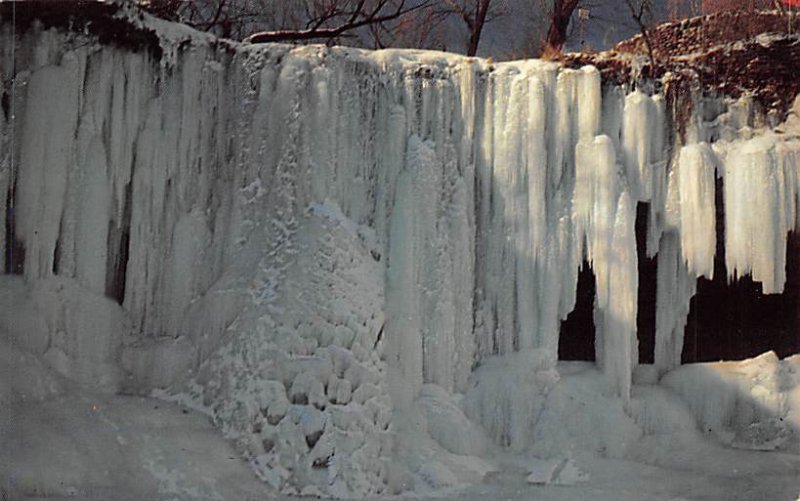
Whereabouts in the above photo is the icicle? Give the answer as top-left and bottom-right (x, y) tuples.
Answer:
(574, 133), (642, 401)
(603, 192), (638, 403)
(676, 142), (717, 280)
(551, 70), (576, 196)
(74, 137), (112, 294)
(577, 66), (601, 141)
(646, 95), (668, 258)
(654, 231), (695, 376)
(385, 140), (424, 397)
(723, 135), (788, 294)
(523, 75), (548, 350)
(17, 53), (82, 281)
(621, 90), (656, 201)
(579, 134), (618, 308)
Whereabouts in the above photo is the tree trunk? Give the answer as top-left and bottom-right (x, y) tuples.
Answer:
(545, 11), (571, 52)
(543, 0), (580, 54)
(466, 0), (491, 57)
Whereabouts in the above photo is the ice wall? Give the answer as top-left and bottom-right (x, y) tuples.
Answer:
(2, 13), (800, 497)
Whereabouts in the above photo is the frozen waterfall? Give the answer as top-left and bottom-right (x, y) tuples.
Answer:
(2, 14), (800, 497)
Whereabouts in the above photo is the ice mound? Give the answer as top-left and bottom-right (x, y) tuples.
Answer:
(663, 351), (800, 452)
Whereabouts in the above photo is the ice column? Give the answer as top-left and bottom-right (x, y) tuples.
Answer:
(677, 142), (717, 280)
(654, 232), (695, 375)
(16, 54), (81, 281)
(723, 135), (797, 294)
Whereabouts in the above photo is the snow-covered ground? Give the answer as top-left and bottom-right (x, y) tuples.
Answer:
(0, 328), (267, 500)
(5, 349), (800, 500)
(411, 451), (800, 501)
(2, 6), (800, 500)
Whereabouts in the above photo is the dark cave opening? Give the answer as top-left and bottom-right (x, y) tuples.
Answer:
(558, 184), (800, 365)
(105, 182), (133, 305)
(636, 202), (657, 364)
(558, 201), (658, 363)
(559, 260), (597, 361)
(683, 175), (800, 363)
(4, 184), (24, 275)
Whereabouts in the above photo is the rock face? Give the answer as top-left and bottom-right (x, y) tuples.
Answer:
(567, 11), (800, 121)
(615, 10), (794, 57)
(1, 4), (799, 498)
(617, 10), (800, 119)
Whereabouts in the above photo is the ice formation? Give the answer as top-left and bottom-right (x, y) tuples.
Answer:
(2, 11), (800, 498)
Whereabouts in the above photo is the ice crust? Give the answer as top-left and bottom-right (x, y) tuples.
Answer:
(2, 17), (800, 497)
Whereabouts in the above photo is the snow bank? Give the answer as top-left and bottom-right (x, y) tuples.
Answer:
(463, 350), (558, 451)
(0, 275), (130, 392)
(663, 351), (800, 451)
(1, 390), (269, 500)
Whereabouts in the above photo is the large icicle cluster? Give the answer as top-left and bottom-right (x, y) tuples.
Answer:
(718, 134), (798, 293)
(2, 15), (800, 497)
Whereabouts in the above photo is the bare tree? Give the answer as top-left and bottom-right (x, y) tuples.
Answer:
(624, 0), (657, 69)
(139, 0), (435, 45)
(442, 0), (503, 56)
(245, 0), (433, 44)
(368, 5), (453, 50)
(138, 0), (184, 22)
(138, 0), (303, 39)
(540, 0), (582, 55)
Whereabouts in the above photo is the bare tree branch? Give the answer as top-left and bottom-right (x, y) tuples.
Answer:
(624, 0), (658, 71)
(244, 0), (430, 44)
(439, 0), (502, 57)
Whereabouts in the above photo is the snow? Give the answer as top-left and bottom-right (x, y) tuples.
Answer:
(0, 331), (268, 500)
(0, 275), (128, 392)
(526, 457), (589, 485)
(2, 11), (800, 500)
(463, 349), (558, 452)
(662, 351), (800, 452)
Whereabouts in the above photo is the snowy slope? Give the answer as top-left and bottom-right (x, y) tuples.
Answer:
(0, 316), (269, 500)
(2, 6), (800, 499)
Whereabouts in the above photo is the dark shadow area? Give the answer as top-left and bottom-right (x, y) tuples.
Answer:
(636, 202), (657, 364)
(683, 175), (800, 363)
(0, 1), (164, 60)
(559, 260), (596, 361)
(4, 184), (23, 274)
(557, 203), (657, 364)
(105, 182), (132, 304)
